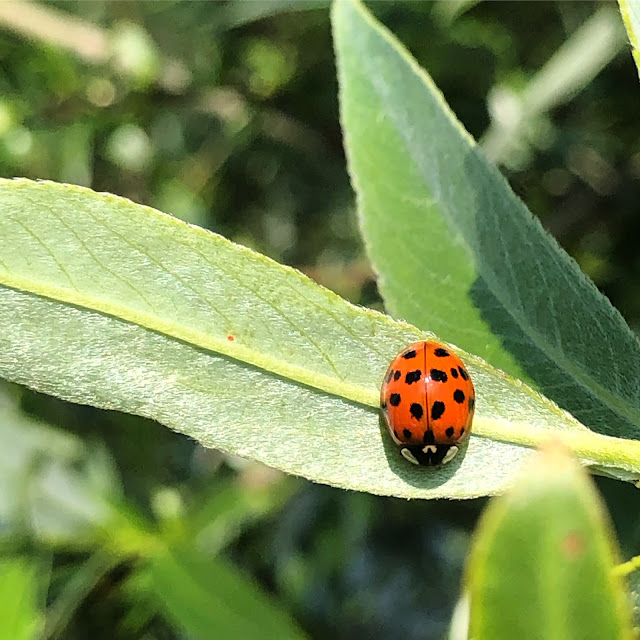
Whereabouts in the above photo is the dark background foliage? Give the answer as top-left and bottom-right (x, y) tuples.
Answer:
(1, 1), (640, 638)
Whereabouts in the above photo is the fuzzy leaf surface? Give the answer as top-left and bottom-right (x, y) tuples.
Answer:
(334, 0), (640, 439)
(1, 180), (640, 499)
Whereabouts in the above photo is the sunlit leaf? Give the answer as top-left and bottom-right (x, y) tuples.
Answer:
(334, 0), (640, 441)
(1, 180), (640, 500)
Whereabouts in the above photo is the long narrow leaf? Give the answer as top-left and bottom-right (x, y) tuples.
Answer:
(1, 180), (640, 499)
(334, 0), (640, 440)
(149, 548), (305, 640)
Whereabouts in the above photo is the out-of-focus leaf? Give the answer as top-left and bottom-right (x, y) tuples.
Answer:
(44, 551), (118, 640)
(0, 557), (46, 640)
(149, 547), (306, 640)
(0, 389), (118, 541)
(187, 476), (296, 554)
(626, 567), (640, 633)
(219, 0), (328, 29)
(433, 0), (482, 24)
(466, 446), (633, 640)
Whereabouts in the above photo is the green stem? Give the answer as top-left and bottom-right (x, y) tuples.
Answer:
(612, 553), (640, 578)
(474, 417), (640, 477)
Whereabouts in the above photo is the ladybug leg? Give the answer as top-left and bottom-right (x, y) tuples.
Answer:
(440, 445), (459, 465)
(400, 448), (420, 465)
(399, 444), (460, 466)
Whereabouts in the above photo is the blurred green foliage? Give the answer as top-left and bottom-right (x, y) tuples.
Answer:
(466, 446), (633, 640)
(1, 1), (640, 638)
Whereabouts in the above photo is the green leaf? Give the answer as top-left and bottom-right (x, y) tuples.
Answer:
(148, 547), (306, 640)
(466, 446), (634, 640)
(333, 0), (640, 440)
(2, 179), (640, 500)
(0, 558), (46, 640)
(0, 388), (118, 542)
(218, 0), (328, 29)
(619, 0), (640, 81)
(624, 565), (640, 633)
(186, 477), (297, 554)
(44, 551), (118, 640)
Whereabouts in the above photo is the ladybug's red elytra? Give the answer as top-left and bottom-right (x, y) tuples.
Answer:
(380, 341), (475, 466)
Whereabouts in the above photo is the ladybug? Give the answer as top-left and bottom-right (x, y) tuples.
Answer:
(380, 341), (475, 466)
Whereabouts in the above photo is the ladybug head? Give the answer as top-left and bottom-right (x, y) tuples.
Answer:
(400, 444), (459, 466)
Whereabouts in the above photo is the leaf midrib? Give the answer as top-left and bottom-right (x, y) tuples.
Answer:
(0, 271), (376, 408)
(9, 262), (640, 477)
(346, 0), (640, 432)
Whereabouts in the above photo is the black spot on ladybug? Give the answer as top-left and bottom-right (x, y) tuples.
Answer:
(381, 400), (387, 410)
(394, 429), (400, 439)
(386, 370), (394, 383)
(460, 427), (465, 436)
(430, 368), (448, 383)
(394, 370), (401, 381)
(469, 396), (475, 411)
(454, 389), (465, 403)
(389, 393), (401, 407)
(410, 403), (424, 420)
(405, 370), (422, 384)
(403, 428), (412, 439)
(431, 401), (445, 420)
(434, 348), (450, 357)
(445, 426), (454, 438)
(423, 430), (435, 444)
(450, 367), (459, 379)
(458, 367), (469, 381)
(402, 349), (417, 359)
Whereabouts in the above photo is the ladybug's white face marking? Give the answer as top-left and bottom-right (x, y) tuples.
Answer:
(422, 445), (437, 454)
(441, 445), (459, 465)
(401, 448), (420, 465)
